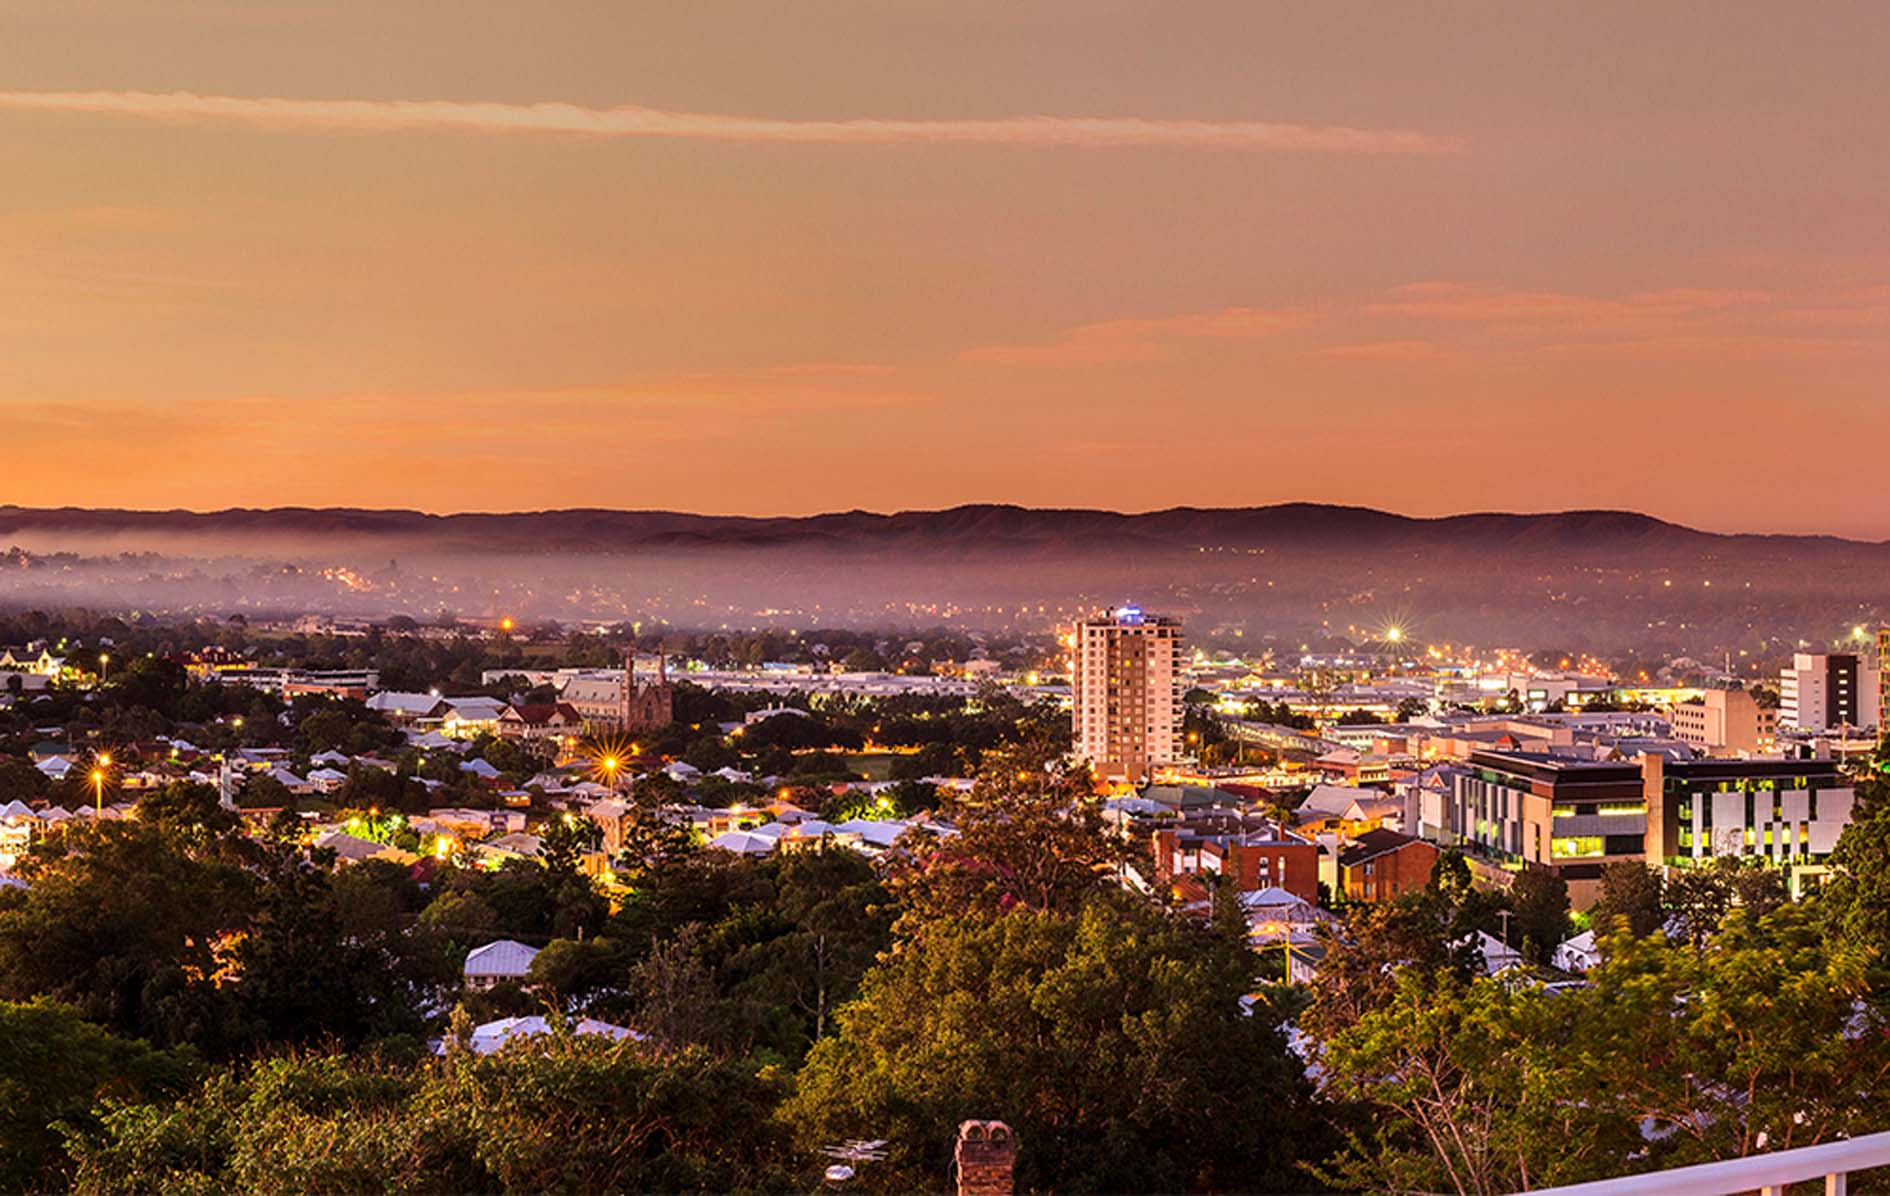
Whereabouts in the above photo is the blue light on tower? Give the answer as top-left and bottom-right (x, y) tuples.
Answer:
(1115, 604), (1145, 626)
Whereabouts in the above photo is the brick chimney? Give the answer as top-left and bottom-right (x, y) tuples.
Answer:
(954, 1120), (1016, 1196)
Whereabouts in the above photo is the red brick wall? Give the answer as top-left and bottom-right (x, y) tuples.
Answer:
(1342, 840), (1438, 903)
(1227, 841), (1320, 902)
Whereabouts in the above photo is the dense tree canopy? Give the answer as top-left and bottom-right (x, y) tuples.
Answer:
(64, 1038), (795, 1196)
(1316, 908), (1890, 1195)
(788, 896), (1321, 1194)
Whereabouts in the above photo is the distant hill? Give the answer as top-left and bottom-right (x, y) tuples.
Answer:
(0, 501), (1877, 560)
(0, 503), (1884, 653)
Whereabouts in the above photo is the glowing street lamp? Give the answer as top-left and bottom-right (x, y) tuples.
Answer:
(91, 752), (112, 817)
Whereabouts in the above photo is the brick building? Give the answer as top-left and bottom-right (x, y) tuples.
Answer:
(1150, 815), (1319, 903)
(1338, 828), (1439, 903)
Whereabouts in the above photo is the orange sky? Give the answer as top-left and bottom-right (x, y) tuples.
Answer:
(3, 2), (1887, 534)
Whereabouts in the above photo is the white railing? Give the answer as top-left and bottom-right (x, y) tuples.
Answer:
(1527, 1130), (1890, 1195)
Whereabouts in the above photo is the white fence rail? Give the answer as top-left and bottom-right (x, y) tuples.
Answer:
(1526, 1130), (1890, 1195)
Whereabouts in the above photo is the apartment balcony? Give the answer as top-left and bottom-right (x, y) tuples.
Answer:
(1531, 1130), (1890, 1195)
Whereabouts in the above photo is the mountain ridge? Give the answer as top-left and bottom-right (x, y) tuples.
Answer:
(0, 501), (1877, 556)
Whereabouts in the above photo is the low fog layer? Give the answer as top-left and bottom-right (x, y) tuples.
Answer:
(0, 504), (1886, 659)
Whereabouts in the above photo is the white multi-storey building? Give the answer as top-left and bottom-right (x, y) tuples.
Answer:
(1780, 652), (1880, 732)
(1071, 606), (1184, 783)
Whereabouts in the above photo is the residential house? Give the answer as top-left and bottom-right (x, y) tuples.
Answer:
(440, 697), (508, 740)
(1552, 930), (1602, 973)
(463, 939), (540, 992)
(495, 701), (585, 747)
(440, 1015), (640, 1055)
(365, 691), (449, 726)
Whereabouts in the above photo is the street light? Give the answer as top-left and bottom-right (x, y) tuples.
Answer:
(98, 652), (110, 680)
(91, 752), (112, 817)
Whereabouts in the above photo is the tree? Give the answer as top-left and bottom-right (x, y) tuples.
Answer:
(0, 754), (48, 802)
(1301, 851), (1510, 1042)
(134, 782), (238, 840)
(66, 1040), (794, 1195)
(786, 895), (1319, 1193)
(0, 998), (190, 1191)
(888, 733), (1119, 925)
(714, 848), (894, 1059)
(0, 819), (252, 1051)
(1590, 860), (1665, 938)
(629, 926), (720, 1053)
(1314, 908), (1890, 1194)
(1505, 868), (1570, 963)
(1665, 865), (1735, 950)
(417, 888), (502, 954)
(840, 647), (885, 673)
(1821, 770), (1890, 966)
(1315, 966), (1635, 1194)
(230, 841), (453, 1052)
(528, 937), (625, 1014)
(237, 771), (293, 810)
(1721, 858), (1786, 920)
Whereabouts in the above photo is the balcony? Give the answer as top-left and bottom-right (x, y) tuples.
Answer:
(1530, 1130), (1890, 1195)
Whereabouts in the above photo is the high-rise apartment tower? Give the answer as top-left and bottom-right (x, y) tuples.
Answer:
(1070, 606), (1184, 783)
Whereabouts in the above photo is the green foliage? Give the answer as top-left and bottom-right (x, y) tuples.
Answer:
(236, 772), (294, 810)
(427, 852), (605, 944)
(230, 845), (453, 1052)
(66, 1041), (794, 1195)
(1590, 860), (1665, 938)
(840, 647), (885, 672)
(0, 819), (253, 1051)
(134, 782), (238, 840)
(1664, 857), (1786, 950)
(527, 937), (624, 1012)
(888, 733), (1118, 923)
(1505, 868), (1570, 963)
(291, 698), (403, 757)
(606, 848), (894, 1061)
(0, 753), (49, 802)
(786, 895), (1319, 1193)
(1819, 772), (1890, 962)
(1302, 852), (1499, 1037)
(1315, 907), (1890, 1194)
(0, 999), (190, 1192)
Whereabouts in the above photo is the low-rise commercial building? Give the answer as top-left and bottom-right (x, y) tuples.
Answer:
(1445, 751), (1648, 905)
(1643, 754), (1855, 896)
(1435, 749), (1861, 905)
(1671, 688), (1775, 754)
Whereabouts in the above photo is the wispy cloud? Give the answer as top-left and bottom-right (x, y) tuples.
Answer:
(1316, 339), (1457, 362)
(0, 89), (1465, 154)
(960, 305), (1315, 365)
(1365, 282), (1775, 325)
